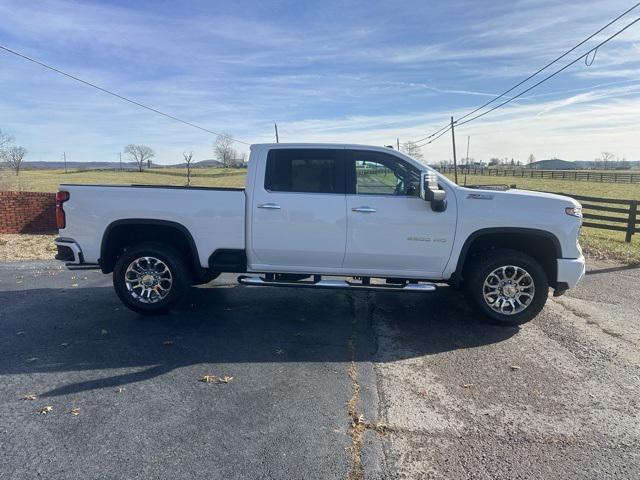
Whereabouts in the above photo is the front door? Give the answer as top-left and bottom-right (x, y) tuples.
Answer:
(343, 150), (456, 277)
(250, 148), (347, 271)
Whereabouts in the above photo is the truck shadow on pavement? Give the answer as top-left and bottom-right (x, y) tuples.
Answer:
(0, 282), (518, 398)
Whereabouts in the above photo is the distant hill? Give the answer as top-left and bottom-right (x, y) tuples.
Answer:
(528, 159), (640, 170)
(20, 159), (224, 170)
(528, 159), (578, 170)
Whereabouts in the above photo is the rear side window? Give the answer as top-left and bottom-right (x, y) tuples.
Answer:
(265, 149), (344, 194)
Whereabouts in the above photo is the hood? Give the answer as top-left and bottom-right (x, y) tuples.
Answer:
(461, 187), (581, 207)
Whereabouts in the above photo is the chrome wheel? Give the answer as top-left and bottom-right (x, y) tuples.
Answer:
(482, 265), (535, 316)
(124, 256), (173, 304)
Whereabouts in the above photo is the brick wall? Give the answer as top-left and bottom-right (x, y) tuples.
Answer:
(0, 191), (57, 234)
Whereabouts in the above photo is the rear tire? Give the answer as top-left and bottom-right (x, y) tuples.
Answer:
(465, 248), (548, 326)
(113, 242), (190, 315)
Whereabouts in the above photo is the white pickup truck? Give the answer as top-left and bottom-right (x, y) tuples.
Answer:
(54, 143), (585, 325)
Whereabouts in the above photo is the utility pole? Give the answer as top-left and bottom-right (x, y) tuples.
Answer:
(63, 152), (67, 173)
(119, 152), (122, 171)
(450, 116), (458, 184)
(274, 123), (279, 143)
(465, 136), (470, 165)
(396, 138), (400, 151)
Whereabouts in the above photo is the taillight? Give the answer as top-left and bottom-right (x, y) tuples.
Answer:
(55, 191), (70, 229)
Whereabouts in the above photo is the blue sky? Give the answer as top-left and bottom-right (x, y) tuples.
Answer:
(0, 0), (639, 164)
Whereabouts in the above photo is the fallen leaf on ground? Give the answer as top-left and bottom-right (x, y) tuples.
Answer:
(462, 383), (474, 389)
(418, 389), (428, 397)
(101, 329), (108, 335)
(356, 414), (365, 425)
(70, 408), (80, 416)
(162, 340), (174, 346)
(21, 393), (37, 400)
(219, 375), (234, 384)
(38, 406), (53, 414)
(199, 375), (216, 384)
(115, 387), (126, 393)
(369, 420), (388, 433)
(510, 365), (521, 371)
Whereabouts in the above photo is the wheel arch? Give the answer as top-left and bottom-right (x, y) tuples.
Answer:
(99, 219), (201, 274)
(453, 227), (561, 288)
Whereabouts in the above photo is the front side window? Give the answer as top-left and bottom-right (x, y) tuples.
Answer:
(349, 150), (421, 196)
(265, 149), (344, 194)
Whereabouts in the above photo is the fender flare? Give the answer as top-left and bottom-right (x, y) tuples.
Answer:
(99, 218), (201, 273)
(452, 227), (562, 286)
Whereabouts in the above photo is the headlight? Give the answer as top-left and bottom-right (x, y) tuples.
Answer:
(565, 206), (582, 218)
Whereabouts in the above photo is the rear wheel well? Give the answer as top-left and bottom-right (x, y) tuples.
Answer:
(457, 231), (559, 288)
(100, 220), (198, 275)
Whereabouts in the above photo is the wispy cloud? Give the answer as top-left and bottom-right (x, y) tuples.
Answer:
(0, 0), (638, 163)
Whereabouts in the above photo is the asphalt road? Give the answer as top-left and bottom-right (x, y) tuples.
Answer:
(0, 260), (638, 479)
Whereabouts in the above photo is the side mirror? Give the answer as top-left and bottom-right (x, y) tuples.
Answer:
(420, 172), (447, 212)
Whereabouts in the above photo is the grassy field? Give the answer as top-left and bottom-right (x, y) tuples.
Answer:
(0, 167), (247, 192)
(1, 167), (638, 264)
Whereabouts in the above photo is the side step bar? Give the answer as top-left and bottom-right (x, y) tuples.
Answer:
(237, 275), (436, 292)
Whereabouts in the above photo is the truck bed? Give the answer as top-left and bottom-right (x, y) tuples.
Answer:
(58, 184), (246, 267)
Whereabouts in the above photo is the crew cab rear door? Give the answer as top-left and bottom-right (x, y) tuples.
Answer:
(249, 147), (347, 270)
(343, 149), (457, 277)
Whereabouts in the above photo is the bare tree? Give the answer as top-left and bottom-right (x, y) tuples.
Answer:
(527, 154), (535, 165)
(599, 152), (614, 170)
(4, 146), (27, 175)
(400, 141), (424, 161)
(124, 144), (155, 172)
(214, 134), (237, 168)
(0, 129), (13, 154)
(183, 151), (194, 186)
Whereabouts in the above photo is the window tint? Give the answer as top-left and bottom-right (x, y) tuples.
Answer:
(265, 149), (344, 194)
(349, 150), (421, 197)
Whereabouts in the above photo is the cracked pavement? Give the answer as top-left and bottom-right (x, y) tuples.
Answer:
(0, 260), (638, 479)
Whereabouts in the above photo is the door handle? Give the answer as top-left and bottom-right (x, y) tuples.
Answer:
(351, 206), (376, 213)
(258, 203), (281, 210)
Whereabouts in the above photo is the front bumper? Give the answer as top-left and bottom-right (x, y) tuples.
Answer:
(557, 254), (586, 289)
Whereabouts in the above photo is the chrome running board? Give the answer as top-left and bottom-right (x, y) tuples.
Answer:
(237, 275), (436, 292)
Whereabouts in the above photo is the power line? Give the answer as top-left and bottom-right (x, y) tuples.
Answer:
(413, 2), (640, 144)
(455, 16), (640, 127)
(416, 124), (451, 147)
(455, 1), (640, 125)
(0, 44), (252, 146)
(413, 122), (450, 144)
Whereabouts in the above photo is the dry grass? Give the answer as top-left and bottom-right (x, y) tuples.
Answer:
(0, 167), (247, 193)
(0, 233), (57, 261)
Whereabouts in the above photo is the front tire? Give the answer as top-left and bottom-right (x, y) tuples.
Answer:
(113, 242), (190, 315)
(466, 249), (548, 326)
